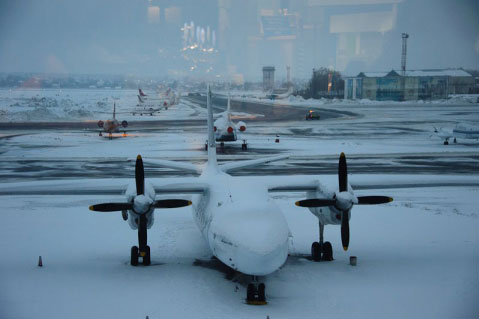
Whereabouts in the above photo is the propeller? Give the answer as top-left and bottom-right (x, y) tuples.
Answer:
(89, 155), (192, 214)
(89, 154), (192, 261)
(295, 152), (393, 251)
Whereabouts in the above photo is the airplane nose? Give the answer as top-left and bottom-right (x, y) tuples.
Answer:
(209, 203), (290, 276)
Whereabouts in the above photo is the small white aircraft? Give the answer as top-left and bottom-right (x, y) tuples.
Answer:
(139, 88), (178, 109)
(207, 95), (247, 150)
(133, 95), (163, 116)
(89, 85), (393, 304)
(433, 123), (479, 145)
(96, 103), (129, 139)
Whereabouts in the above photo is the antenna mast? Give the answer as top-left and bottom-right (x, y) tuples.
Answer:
(401, 33), (409, 76)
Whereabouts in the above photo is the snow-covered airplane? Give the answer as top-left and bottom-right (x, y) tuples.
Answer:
(96, 103), (129, 139)
(433, 123), (479, 145)
(89, 85), (393, 304)
(207, 95), (247, 150)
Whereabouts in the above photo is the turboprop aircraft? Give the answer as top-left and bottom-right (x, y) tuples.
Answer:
(96, 102), (129, 139)
(433, 123), (479, 145)
(88, 85), (393, 304)
(206, 95), (247, 150)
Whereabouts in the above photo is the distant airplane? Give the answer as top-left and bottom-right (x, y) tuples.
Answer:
(96, 103), (129, 139)
(433, 123), (479, 145)
(134, 95), (163, 116)
(138, 88), (178, 110)
(207, 95), (247, 150)
(89, 85), (393, 304)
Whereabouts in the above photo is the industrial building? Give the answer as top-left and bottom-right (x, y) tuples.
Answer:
(344, 69), (475, 101)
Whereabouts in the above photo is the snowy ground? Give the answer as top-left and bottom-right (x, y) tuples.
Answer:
(0, 89), (478, 318)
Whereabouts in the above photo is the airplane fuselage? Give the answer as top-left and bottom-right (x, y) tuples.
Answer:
(191, 169), (290, 276)
(103, 119), (120, 133)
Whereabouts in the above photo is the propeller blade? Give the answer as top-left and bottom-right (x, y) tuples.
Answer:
(338, 152), (348, 192)
(153, 199), (192, 209)
(341, 210), (350, 251)
(357, 196), (393, 205)
(135, 155), (145, 195)
(295, 198), (336, 207)
(89, 203), (133, 212)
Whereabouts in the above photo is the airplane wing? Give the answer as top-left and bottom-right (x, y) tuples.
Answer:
(0, 177), (206, 196)
(141, 158), (202, 174)
(220, 155), (289, 173)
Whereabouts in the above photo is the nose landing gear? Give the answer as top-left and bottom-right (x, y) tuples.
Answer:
(246, 277), (267, 305)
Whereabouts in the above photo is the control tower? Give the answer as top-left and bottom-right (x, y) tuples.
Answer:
(262, 66), (275, 92)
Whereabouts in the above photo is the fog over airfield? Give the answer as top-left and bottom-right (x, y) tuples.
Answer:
(0, 0), (478, 80)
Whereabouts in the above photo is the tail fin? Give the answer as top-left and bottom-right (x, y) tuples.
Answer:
(206, 85), (219, 171)
(226, 93), (231, 121)
(139, 89), (147, 97)
(137, 95), (144, 103)
(113, 102), (116, 119)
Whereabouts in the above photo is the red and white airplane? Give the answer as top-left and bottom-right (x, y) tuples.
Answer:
(96, 103), (129, 139)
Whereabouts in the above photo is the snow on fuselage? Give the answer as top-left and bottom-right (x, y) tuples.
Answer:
(192, 169), (290, 276)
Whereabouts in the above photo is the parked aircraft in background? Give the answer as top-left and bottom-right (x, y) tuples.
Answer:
(433, 123), (479, 145)
(134, 95), (163, 116)
(89, 85), (393, 304)
(207, 95), (247, 150)
(96, 103), (129, 139)
(138, 88), (179, 110)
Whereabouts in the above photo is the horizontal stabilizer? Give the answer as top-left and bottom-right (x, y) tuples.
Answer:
(140, 158), (202, 174)
(220, 154), (288, 173)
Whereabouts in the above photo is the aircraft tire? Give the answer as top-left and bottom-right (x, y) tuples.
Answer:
(142, 246), (151, 266)
(444, 141), (449, 145)
(246, 284), (256, 302)
(321, 242), (333, 261)
(311, 242), (321, 262)
(131, 246), (139, 266)
(257, 283), (266, 302)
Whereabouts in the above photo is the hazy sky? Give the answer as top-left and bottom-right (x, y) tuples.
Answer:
(0, 0), (477, 79)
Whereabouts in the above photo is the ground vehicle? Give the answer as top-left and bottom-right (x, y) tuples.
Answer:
(305, 110), (320, 120)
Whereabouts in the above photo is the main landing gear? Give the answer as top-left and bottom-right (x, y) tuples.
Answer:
(246, 276), (267, 305)
(241, 140), (248, 151)
(311, 222), (333, 261)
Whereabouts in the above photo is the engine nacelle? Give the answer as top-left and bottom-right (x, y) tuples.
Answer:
(237, 121), (246, 132)
(97, 120), (104, 128)
(121, 120), (128, 128)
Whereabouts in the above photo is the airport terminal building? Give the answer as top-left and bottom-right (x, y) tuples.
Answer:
(344, 69), (475, 101)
